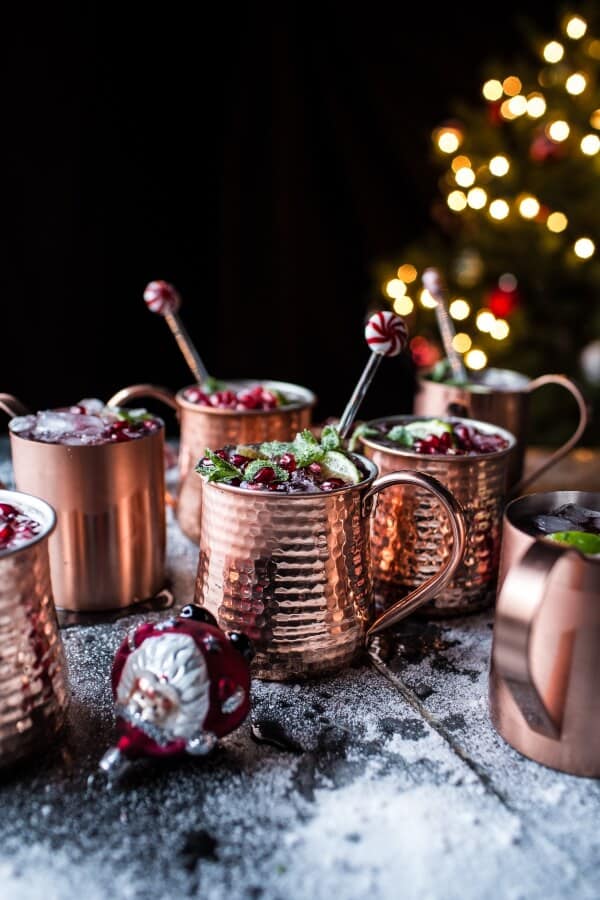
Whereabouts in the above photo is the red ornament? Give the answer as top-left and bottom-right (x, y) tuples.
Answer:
(488, 288), (519, 319)
(100, 605), (253, 775)
(410, 336), (441, 369)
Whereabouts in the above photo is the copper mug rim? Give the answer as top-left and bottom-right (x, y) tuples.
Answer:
(0, 488), (57, 559)
(174, 379), (317, 417)
(8, 421), (166, 451)
(360, 414), (517, 461)
(419, 366), (531, 396)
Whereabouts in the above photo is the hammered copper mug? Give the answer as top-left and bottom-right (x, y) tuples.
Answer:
(414, 368), (588, 492)
(2, 394), (166, 612)
(0, 489), (69, 767)
(490, 491), (600, 777)
(194, 459), (467, 680)
(108, 380), (316, 543)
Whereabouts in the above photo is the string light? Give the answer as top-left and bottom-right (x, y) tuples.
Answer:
(455, 166), (475, 187)
(543, 41), (564, 63)
(489, 155), (510, 176)
(547, 120), (570, 142)
(451, 155), (471, 172)
(385, 278), (407, 299)
(465, 349), (488, 370)
(500, 100), (517, 120)
(447, 190), (468, 211)
(393, 296), (415, 316)
(502, 76), (522, 96)
(436, 128), (462, 153)
(452, 333), (472, 353)
(476, 309), (495, 332)
(547, 212), (568, 233)
(467, 187), (487, 209)
(586, 39), (600, 60)
(482, 79), (503, 101)
(591, 110), (600, 129)
(499, 273), (518, 291)
(489, 199), (509, 220)
(581, 134), (600, 155)
(574, 237), (595, 259)
(526, 93), (546, 117)
(490, 319), (510, 340)
(397, 264), (417, 283)
(419, 289), (438, 309)
(518, 195), (540, 219)
(449, 298), (471, 320)
(507, 95), (527, 116)
(566, 72), (587, 95)
(565, 15), (587, 40)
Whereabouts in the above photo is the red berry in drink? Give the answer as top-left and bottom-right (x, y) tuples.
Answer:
(320, 478), (346, 492)
(0, 503), (17, 518)
(252, 467), (276, 484)
(230, 454), (248, 468)
(308, 462), (322, 476)
(0, 523), (14, 546)
(278, 453), (297, 472)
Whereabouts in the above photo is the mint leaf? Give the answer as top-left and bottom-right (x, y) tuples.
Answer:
(259, 440), (294, 459)
(291, 430), (325, 467)
(202, 376), (227, 395)
(386, 425), (415, 447)
(196, 449), (243, 483)
(320, 424), (342, 451)
(348, 423), (379, 452)
(243, 460), (290, 483)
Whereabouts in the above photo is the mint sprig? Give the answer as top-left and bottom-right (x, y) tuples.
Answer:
(386, 425), (415, 447)
(196, 449), (243, 483)
(348, 423), (379, 452)
(320, 424), (342, 451)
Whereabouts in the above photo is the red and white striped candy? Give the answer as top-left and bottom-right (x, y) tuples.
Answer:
(364, 311), (408, 357)
(143, 280), (181, 316)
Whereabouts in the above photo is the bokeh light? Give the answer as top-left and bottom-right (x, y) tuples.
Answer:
(565, 16), (587, 40)
(482, 79), (503, 101)
(566, 72), (587, 95)
(476, 309), (496, 332)
(527, 93), (546, 117)
(490, 319), (510, 340)
(465, 349), (488, 370)
(518, 195), (540, 219)
(581, 134), (600, 155)
(397, 264), (417, 283)
(489, 155), (510, 176)
(502, 76), (522, 96)
(574, 237), (595, 259)
(419, 289), (438, 309)
(449, 298), (470, 320)
(547, 120), (570, 142)
(385, 278), (407, 299)
(543, 41), (564, 63)
(467, 187), (487, 209)
(455, 167), (476, 187)
(546, 212), (568, 233)
(489, 199), (509, 220)
(447, 190), (467, 212)
(393, 296), (415, 316)
(452, 333), (472, 353)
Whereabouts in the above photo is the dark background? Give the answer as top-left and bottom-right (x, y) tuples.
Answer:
(3, 2), (557, 432)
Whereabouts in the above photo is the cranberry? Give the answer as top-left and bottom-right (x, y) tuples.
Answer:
(252, 467), (276, 484)
(237, 390), (260, 410)
(0, 503), (17, 518)
(308, 462), (322, 476)
(320, 478), (346, 491)
(278, 453), (297, 472)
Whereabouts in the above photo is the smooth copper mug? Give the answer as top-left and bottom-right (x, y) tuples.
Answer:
(0, 489), (69, 767)
(108, 380), (316, 543)
(2, 395), (166, 612)
(414, 369), (588, 492)
(490, 491), (600, 777)
(361, 416), (516, 616)
(194, 459), (467, 680)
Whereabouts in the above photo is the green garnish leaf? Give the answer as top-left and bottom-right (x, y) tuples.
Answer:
(259, 440), (294, 458)
(243, 459), (290, 483)
(348, 423), (379, 452)
(320, 424), (342, 451)
(202, 376), (227, 395)
(291, 429), (325, 466)
(196, 449), (243, 483)
(386, 425), (415, 446)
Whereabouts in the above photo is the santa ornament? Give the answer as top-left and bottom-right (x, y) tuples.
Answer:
(100, 605), (253, 776)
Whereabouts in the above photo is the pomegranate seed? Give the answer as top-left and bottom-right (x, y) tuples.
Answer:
(0, 503), (17, 518)
(0, 523), (14, 545)
(230, 454), (247, 468)
(320, 478), (346, 492)
(308, 462), (322, 476)
(278, 453), (297, 472)
(216, 449), (228, 459)
(252, 467), (276, 484)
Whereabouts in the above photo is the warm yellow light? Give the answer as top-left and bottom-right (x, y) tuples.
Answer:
(490, 319), (510, 340)
(518, 195), (540, 219)
(452, 333), (472, 353)
(465, 349), (488, 370)
(447, 190), (468, 212)
(586, 39), (600, 60)
(483, 79), (503, 101)
(489, 199), (510, 220)
(385, 278), (407, 299)
(397, 263), (417, 283)
(574, 237), (595, 259)
(451, 155), (471, 172)
(507, 95), (527, 116)
(467, 187), (487, 210)
(581, 134), (600, 155)
(455, 166), (475, 187)
(500, 100), (517, 120)
(437, 129), (461, 153)
(449, 298), (470, 320)
(565, 15), (587, 40)
(566, 72), (587, 95)
(547, 120), (570, 142)
(489, 155), (510, 176)
(502, 76), (522, 97)
(526, 93), (546, 118)
(393, 295), (415, 316)
(419, 289), (438, 309)
(543, 41), (564, 63)
(476, 309), (496, 333)
(591, 110), (600, 129)
(547, 212), (568, 233)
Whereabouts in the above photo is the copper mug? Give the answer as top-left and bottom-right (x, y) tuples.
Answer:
(2, 394), (166, 612)
(194, 458), (467, 680)
(360, 416), (517, 616)
(0, 489), (69, 767)
(414, 369), (588, 492)
(490, 491), (600, 777)
(108, 380), (316, 543)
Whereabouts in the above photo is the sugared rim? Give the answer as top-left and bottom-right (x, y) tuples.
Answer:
(419, 366), (530, 394)
(202, 453), (377, 498)
(175, 379), (317, 415)
(8, 419), (165, 449)
(359, 414), (517, 461)
(0, 488), (57, 558)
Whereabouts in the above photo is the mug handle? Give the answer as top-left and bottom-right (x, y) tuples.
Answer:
(0, 393), (30, 419)
(107, 384), (178, 412)
(363, 470), (468, 636)
(511, 374), (588, 496)
(493, 540), (574, 739)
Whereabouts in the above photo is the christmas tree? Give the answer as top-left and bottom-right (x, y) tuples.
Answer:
(377, 7), (600, 443)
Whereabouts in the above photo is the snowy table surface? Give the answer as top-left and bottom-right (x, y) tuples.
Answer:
(1, 441), (599, 900)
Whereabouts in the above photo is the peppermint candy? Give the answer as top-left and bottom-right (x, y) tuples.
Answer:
(143, 280), (181, 316)
(365, 311), (408, 357)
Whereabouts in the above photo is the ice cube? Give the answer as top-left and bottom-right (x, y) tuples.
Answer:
(35, 411), (79, 438)
(9, 415), (36, 434)
(533, 515), (574, 534)
(78, 398), (105, 415)
(554, 503), (600, 529)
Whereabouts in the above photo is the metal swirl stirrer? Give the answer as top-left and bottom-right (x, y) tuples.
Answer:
(338, 311), (409, 439)
(421, 268), (467, 383)
(143, 280), (210, 384)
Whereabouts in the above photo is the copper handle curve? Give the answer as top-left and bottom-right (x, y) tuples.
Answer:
(494, 540), (569, 739)
(364, 470), (468, 636)
(107, 384), (178, 412)
(0, 393), (30, 419)
(511, 374), (588, 496)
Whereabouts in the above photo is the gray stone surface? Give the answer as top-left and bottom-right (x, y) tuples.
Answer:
(0, 441), (599, 900)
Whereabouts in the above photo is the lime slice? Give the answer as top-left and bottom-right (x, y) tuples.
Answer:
(548, 530), (600, 555)
(320, 450), (362, 484)
(234, 444), (262, 459)
(404, 419), (453, 441)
